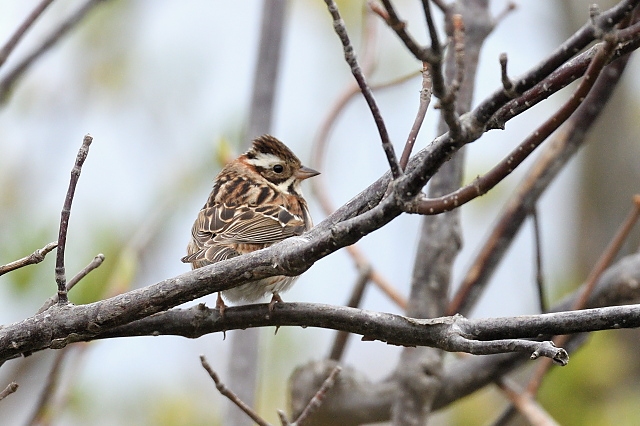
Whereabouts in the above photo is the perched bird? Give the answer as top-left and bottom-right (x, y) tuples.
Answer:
(182, 135), (319, 313)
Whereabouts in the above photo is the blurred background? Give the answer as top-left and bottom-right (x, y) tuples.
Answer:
(0, 0), (639, 425)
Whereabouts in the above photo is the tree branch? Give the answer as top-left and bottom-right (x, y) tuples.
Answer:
(407, 31), (618, 215)
(323, 0), (402, 179)
(287, 252), (640, 425)
(0, 0), (107, 104)
(450, 44), (633, 316)
(0, 0), (55, 68)
(55, 134), (93, 304)
(0, 382), (18, 401)
(0, 241), (57, 277)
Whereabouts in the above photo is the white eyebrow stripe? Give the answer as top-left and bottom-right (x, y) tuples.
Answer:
(247, 153), (282, 168)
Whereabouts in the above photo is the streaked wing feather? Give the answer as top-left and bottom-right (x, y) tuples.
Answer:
(185, 203), (305, 263)
(220, 205), (305, 244)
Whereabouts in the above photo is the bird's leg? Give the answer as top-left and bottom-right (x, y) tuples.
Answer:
(268, 292), (283, 313)
(216, 292), (227, 317)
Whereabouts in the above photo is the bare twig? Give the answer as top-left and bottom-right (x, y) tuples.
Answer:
(494, 2), (517, 25)
(291, 366), (342, 426)
(398, 63), (432, 170)
(378, 0), (438, 63)
(0, 0), (106, 104)
(0, 241), (57, 276)
(67, 253), (105, 290)
(323, 0), (402, 180)
(499, 52), (516, 96)
(55, 134), (93, 304)
(0, 382), (18, 401)
(532, 208), (547, 312)
(421, 0), (442, 57)
(25, 348), (68, 426)
(277, 411), (291, 426)
(200, 355), (271, 426)
(0, 0), (55, 68)
(37, 253), (105, 314)
(449, 13), (466, 96)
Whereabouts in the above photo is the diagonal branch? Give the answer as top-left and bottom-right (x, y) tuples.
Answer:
(406, 32), (618, 216)
(323, 0), (402, 180)
(0, 0), (107, 104)
(0, 241), (57, 276)
(0, 382), (18, 401)
(450, 41), (633, 316)
(0, 0), (55, 68)
(200, 356), (271, 426)
(472, 0), (639, 124)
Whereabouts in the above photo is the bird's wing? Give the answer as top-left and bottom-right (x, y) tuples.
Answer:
(220, 204), (306, 243)
(180, 203), (305, 265)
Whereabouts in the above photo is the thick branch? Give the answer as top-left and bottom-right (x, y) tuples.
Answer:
(286, 253), (640, 425)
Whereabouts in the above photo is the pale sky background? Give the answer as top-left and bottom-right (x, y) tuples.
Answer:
(1, 1), (634, 424)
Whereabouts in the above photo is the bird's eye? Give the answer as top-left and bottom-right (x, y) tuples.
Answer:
(273, 164), (284, 173)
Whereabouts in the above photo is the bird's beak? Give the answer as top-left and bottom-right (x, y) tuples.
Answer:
(295, 166), (320, 180)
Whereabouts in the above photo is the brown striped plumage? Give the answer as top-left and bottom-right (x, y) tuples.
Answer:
(182, 135), (319, 308)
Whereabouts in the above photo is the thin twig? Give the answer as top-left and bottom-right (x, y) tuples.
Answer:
(323, 0), (402, 180)
(0, 0), (105, 104)
(532, 208), (547, 312)
(378, 0), (438, 63)
(494, 2), (517, 25)
(399, 63), (432, 170)
(37, 253), (105, 314)
(0, 241), (57, 277)
(422, 0), (442, 57)
(291, 366), (342, 426)
(328, 265), (372, 361)
(277, 411), (291, 426)
(56, 134), (93, 304)
(200, 355), (271, 426)
(0, 0), (55, 68)
(0, 382), (18, 401)
(499, 53), (516, 96)
(67, 253), (105, 290)
(25, 348), (68, 426)
(430, 10), (464, 138)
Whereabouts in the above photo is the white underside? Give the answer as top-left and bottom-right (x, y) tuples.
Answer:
(221, 275), (299, 303)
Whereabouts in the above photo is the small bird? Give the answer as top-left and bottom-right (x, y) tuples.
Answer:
(181, 135), (319, 314)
